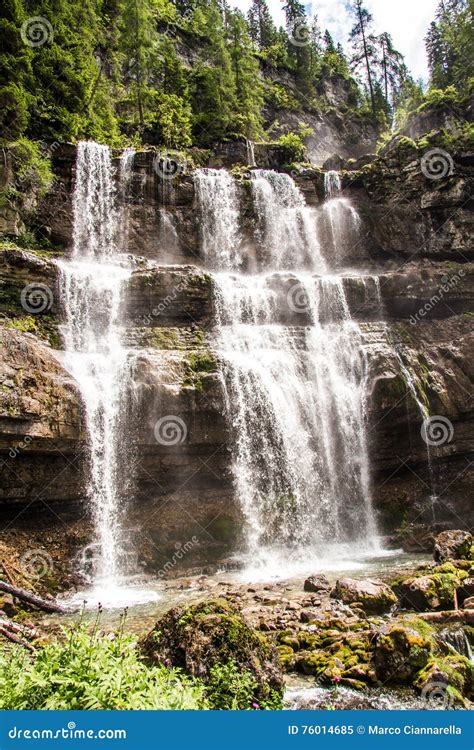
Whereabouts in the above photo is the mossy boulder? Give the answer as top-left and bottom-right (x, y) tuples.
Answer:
(140, 598), (283, 705)
(395, 570), (462, 611)
(414, 653), (473, 706)
(434, 530), (472, 563)
(330, 577), (397, 614)
(374, 618), (435, 683)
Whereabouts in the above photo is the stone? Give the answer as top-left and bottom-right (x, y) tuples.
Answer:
(140, 598), (283, 705)
(374, 619), (434, 683)
(457, 577), (474, 605)
(330, 577), (397, 614)
(434, 530), (473, 563)
(303, 574), (331, 592)
(462, 596), (474, 609)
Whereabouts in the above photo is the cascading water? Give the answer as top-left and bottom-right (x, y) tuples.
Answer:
(251, 169), (325, 272)
(200, 169), (380, 576)
(320, 170), (360, 266)
(195, 169), (241, 270)
(58, 142), (154, 606)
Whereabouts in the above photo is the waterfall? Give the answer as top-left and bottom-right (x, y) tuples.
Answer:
(246, 139), (256, 168)
(320, 170), (360, 266)
(324, 170), (342, 199)
(195, 169), (241, 270)
(58, 142), (134, 593)
(251, 170), (325, 272)
(202, 169), (379, 574)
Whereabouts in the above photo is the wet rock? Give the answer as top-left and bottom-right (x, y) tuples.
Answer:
(395, 566), (464, 612)
(140, 598), (283, 704)
(303, 574), (330, 593)
(330, 577), (397, 614)
(457, 577), (474, 605)
(462, 596), (474, 609)
(414, 654), (473, 706)
(434, 530), (473, 563)
(374, 618), (434, 683)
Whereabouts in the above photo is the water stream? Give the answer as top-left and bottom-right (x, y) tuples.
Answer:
(196, 168), (380, 577)
(58, 142), (156, 606)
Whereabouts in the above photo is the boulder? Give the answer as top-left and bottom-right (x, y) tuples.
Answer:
(303, 574), (331, 593)
(140, 598), (283, 707)
(395, 565), (464, 611)
(434, 530), (473, 563)
(374, 619), (434, 683)
(330, 577), (397, 614)
(457, 577), (474, 605)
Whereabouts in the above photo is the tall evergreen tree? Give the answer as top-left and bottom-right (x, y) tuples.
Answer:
(247, 0), (277, 50)
(348, 0), (377, 115)
(227, 9), (264, 138)
(376, 32), (405, 107)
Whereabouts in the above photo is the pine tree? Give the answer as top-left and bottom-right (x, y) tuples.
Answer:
(376, 32), (405, 108)
(247, 0), (277, 50)
(348, 0), (377, 115)
(227, 9), (264, 138)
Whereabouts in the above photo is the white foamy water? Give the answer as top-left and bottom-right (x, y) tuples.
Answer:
(58, 142), (141, 597)
(196, 169), (381, 573)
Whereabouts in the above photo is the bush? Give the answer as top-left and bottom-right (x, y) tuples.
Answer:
(277, 132), (306, 162)
(206, 660), (282, 710)
(0, 622), (206, 710)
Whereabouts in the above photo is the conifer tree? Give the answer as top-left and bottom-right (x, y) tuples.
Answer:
(348, 0), (377, 115)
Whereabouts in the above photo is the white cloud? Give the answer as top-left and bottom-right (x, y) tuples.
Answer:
(232, 0), (438, 80)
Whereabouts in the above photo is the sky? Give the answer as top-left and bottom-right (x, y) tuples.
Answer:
(232, 0), (439, 80)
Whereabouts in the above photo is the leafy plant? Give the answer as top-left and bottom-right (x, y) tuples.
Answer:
(0, 620), (206, 710)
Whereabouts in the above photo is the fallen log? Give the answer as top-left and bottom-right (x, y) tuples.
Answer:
(0, 617), (37, 638)
(0, 625), (34, 651)
(417, 609), (474, 625)
(0, 579), (75, 614)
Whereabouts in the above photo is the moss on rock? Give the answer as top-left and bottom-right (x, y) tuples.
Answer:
(140, 599), (283, 707)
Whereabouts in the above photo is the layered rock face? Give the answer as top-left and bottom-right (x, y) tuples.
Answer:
(0, 139), (472, 572)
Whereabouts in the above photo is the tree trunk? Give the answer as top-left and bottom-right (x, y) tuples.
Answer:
(0, 580), (75, 614)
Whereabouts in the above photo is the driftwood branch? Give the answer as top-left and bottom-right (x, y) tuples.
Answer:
(0, 579), (75, 614)
(0, 625), (34, 651)
(0, 618), (37, 638)
(417, 609), (474, 625)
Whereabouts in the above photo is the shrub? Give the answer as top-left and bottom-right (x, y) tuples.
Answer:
(0, 622), (206, 710)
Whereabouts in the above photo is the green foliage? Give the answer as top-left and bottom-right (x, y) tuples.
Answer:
(277, 131), (307, 162)
(206, 659), (282, 710)
(0, 622), (206, 710)
(8, 137), (53, 196)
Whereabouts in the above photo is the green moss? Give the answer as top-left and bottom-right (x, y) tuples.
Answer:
(182, 351), (218, 391)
